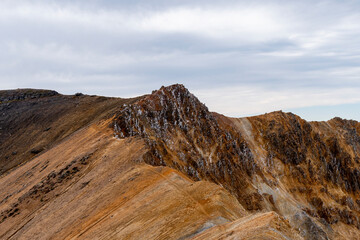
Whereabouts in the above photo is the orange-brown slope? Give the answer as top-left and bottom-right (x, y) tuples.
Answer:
(0, 120), (251, 240)
(0, 89), (140, 176)
(0, 86), (304, 240)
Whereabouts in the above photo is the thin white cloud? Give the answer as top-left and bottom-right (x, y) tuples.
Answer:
(0, 2), (291, 41)
(138, 6), (291, 42)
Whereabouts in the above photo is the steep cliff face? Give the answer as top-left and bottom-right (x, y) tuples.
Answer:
(241, 112), (360, 228)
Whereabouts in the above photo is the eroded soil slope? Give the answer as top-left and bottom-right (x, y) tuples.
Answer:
(0, 120), (262, 240)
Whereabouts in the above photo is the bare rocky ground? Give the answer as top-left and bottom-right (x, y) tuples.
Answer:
(1, 85), (359, 239)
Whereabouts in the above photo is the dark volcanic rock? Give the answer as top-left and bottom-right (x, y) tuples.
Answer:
(114, 84), (258, 208)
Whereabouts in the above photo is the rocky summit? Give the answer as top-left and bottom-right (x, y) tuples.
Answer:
(1, 84), (360, 239)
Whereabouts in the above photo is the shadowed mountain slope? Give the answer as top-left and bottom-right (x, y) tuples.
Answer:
(0, 89), (141, 175)
(1, 85), (360, 239)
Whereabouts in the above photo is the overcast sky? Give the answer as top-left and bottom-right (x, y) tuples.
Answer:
(1, 0), (359, 121)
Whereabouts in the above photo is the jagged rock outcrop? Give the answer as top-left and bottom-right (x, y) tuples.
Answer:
(114, 85), (259, 207)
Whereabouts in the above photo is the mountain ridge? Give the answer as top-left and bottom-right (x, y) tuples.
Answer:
(1, 84), (360, 239)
